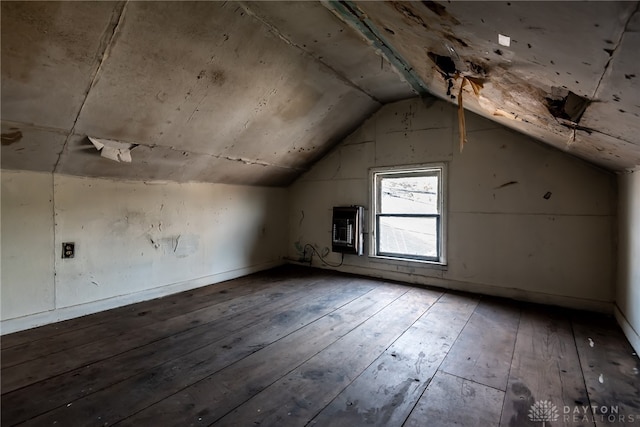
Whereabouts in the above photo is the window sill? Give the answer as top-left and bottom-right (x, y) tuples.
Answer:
(368, 255), (448, 270)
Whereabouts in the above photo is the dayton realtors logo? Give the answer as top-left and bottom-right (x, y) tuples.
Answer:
(528, 400), (559, 426)
(528, 400), (639, 425)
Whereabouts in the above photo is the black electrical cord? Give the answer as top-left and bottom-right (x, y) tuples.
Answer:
(303, 244), (344, 268)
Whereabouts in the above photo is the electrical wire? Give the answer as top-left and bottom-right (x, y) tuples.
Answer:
(303, 244), (344, 268)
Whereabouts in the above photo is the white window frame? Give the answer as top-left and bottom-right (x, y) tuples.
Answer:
(369, 163), (447, 265)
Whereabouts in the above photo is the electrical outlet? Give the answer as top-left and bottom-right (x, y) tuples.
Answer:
(62, 242), (75, 259)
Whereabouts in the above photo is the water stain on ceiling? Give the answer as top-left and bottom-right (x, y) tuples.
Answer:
(333, 0), (640, 171)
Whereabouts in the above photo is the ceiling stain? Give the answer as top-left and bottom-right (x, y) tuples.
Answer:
(277, 83), (323, 121)
(466, 60), (488, 77)
(444, 33), (469, 48)
(1, 130), (23, 146)
(209, 69), (227, 86)
(348, 0), (639, 170)
(391, 2), (428, 29)
(420, 1), (460, 25)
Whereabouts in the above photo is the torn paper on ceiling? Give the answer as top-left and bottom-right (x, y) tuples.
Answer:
(89, 137), (137, 163)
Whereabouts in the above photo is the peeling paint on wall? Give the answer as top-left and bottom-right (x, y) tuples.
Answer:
(161, 234), (199, 258)
(1, 172), (289, 332)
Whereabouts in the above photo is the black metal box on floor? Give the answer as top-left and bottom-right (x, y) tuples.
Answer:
(331, 206), (364, 256)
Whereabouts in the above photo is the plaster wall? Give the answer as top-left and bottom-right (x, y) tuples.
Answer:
(616, 170), (640, 353)
(1, 170), (287, 333)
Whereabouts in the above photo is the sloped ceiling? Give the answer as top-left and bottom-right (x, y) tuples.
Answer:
(332, 0), (640, 172)
(1, 1), (414, 185)
(2, 1), (639, 186)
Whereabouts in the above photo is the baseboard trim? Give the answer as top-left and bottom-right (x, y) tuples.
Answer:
(1, 260), (283, 335)
(288, 261), (613, 314)
(614, 304), (640, 356)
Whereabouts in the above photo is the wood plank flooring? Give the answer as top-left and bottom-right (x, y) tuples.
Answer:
(2, 266), (639, 427)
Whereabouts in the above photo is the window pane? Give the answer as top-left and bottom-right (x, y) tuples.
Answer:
(380, 175), (439, 214)
(378, 216), (438, 258)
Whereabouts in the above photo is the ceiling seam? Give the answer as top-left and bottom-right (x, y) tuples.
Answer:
(238, 1), (382, 105)
(215, 155), (306, 171)
(589, 1), (640, 102)
(53, 0), (129, 175)
(573, 127), (637, 146)
(194, 148), (307, 171)
(324, 0), (430, 98)
(77, 138), (307, 172)
(0, 120), (69, 136)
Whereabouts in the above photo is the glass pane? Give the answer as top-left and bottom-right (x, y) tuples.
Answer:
(378, 216), (438, 258)
(380, 175), (439, 214)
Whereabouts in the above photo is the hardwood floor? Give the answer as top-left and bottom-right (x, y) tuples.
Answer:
(2, 266), (639, 426)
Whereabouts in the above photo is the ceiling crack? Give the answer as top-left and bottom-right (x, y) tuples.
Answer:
(91, 138), (307, 171)
(215, 153), (305, 171)
(53, 0), (128, 174)
(574, 126), (637, 146)
(590, 1), (640, 101)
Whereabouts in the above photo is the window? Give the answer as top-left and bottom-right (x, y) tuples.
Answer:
(370, 164), (446, 264)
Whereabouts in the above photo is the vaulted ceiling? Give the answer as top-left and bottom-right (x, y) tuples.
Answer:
(2, 1), (639, 185)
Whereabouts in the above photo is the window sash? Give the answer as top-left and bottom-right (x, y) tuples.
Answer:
(375, 213), (441, 261)
(375, 171), (441, 216)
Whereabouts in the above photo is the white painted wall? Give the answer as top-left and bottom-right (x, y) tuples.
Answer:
(616, 171), (640, 353)
(1, 170), (287, 333)
(289, 98), (616, 311)
(1, 171), (55, 320)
